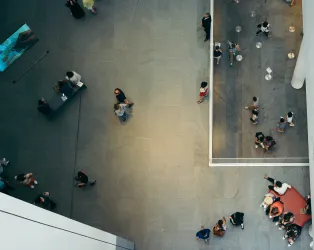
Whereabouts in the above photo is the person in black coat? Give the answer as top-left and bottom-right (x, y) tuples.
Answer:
(66, 0), (85, 19)
(229, 212), (244, 229)
(201, 13), (212, 42)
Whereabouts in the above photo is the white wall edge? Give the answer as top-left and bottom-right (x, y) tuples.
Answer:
(209, 162), (309, 167)
(208, 0), (214, 165)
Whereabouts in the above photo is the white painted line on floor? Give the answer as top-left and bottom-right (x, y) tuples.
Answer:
(209, 162), (309, 167)
(209, 0), (214, 164)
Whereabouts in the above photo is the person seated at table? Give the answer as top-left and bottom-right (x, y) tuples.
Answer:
(213, 217), (227, 236)
(283, 224), (302, 247)
(37, 97), (52, 115)
(264, 174), (291, 195)
(196, 226), (210, 242)
(276, 211), (295, 230)
(260, 192), (276, 210)
(65, 71), (82, 85)
(300, 194), (311, 215)
(255, 132), (265, 149)
(266, 197), (284, 222)
(263, 136), (276, 151)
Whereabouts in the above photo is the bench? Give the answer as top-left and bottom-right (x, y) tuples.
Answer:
(40, 81), (87, 119)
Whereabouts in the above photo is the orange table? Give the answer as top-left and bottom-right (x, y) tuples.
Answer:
(269, 187), (311, 227)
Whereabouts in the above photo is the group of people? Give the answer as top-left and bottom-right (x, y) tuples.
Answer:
(244, 95), (295, 151)
(196, 212), (244, 242)
(65, 0), (97, 18)
(261, 175), (311, 247)
(0, 157), (96, 210)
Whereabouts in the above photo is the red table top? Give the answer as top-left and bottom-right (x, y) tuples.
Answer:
(269, 187), (311, 227)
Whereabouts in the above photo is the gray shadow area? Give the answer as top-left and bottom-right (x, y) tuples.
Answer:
(212, 0), (308, 164)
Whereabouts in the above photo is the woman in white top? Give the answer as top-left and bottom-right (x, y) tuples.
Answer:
(286, 112), (295, 127)
(65, 71), (81, 85)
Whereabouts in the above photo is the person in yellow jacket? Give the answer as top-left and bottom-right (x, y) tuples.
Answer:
(82, 0), (96, 14)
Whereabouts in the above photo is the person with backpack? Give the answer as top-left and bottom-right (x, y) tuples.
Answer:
(75, 171), (96, 187)
(15, 173), (38, 188)
(213, 217), (227, 236)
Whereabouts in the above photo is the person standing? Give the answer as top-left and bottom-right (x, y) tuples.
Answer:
(256, 21), (270, 37)
(0, 157), (10, 175)
(229, 212), (244, 229)
(201, 13), (211, 42)
(277, 117), (287, 132)
(114, 88), (134, 107)
(65, 0), (85, 19)
(75, 171), (96, 187)
(197, 81), (209, 104)
(286, 112), (295, 127)
(33, 192), (56, 210)
(245, 96), (259, 110)
(114, 103), (129, 124)
(213, 46), (223, 65)
(250, 108), (259, 125)
(83, 0), (96, 14)
(213, 217), (227, 236)
(196, 226), (210, 242)
(15, 173), (38, 188)
(255, 132), (265, 149)
(65, 71), (82, 85)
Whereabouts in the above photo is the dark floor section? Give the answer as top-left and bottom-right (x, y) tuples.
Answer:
(212, 0), (308, 162)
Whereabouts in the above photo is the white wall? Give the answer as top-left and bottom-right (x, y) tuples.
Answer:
(0, 193), (134, 250)
(303, 0), (314, 244)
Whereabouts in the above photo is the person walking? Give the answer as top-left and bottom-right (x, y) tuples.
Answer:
(255, 132), (265, 149)
(201, 13), (211, 42)
(196, 226), (210, 242)
(65, 71), (82, 85)
(277, 117), (287, 132)
(213, 217), (227, 236)
(114, 88), (134, 107)
(264, 174), (291, 195)
(229, 212), (244, 229)
(256, 21), (270, 37)
(75, 171), (96, 187)
(15, 173), (38, 188)
(33, 192), (56, 210)
(245, 96), (259, 110)
(114, 103), (129, 124)
(213, 46), (223, 65)
(250, 108), (259, 125)
(65, 0), (85, 19)
(197, 81), (209, 104)
(286, 112), (295, 127)
(83, 0), (96, 14)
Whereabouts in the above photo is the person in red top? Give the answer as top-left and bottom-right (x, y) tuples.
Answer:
(197, 81), (209, 104)
(266, 197), (284, 222)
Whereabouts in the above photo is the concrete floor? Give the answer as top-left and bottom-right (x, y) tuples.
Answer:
(212, 0), (308, 163)
(0, 0), (312, 249)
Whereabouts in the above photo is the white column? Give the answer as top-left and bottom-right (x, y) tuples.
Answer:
(291, 38), (306, 89)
